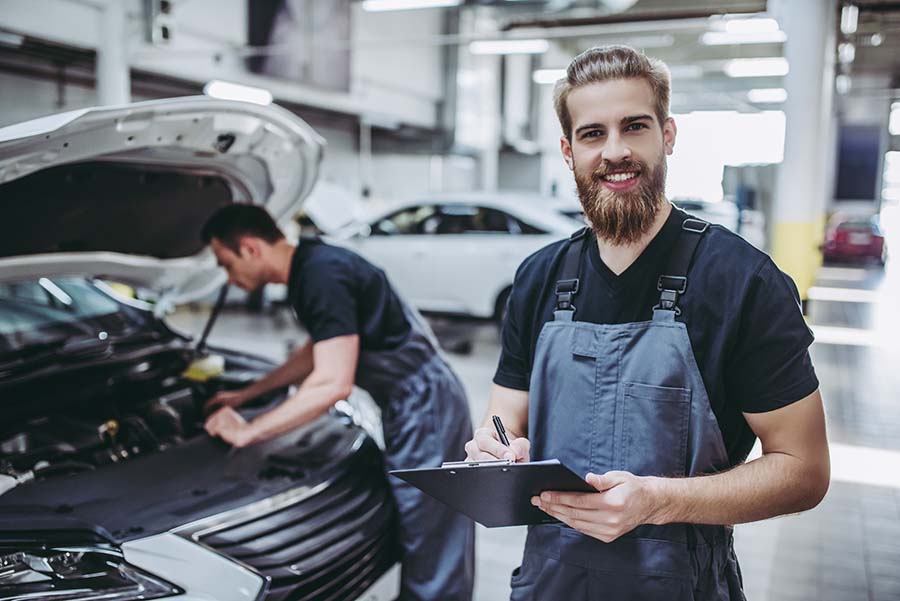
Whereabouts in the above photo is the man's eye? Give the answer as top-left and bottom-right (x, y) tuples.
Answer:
(583, 130), (604, 139)
(626, 123), (647, 131)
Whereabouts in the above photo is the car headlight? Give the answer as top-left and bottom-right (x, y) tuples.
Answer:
(0, 544), (181, 601)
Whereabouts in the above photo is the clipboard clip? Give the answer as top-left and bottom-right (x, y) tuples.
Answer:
(441, 459), (513, 468)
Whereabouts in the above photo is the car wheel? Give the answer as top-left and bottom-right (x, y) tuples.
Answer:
(494, 286), (512, 329)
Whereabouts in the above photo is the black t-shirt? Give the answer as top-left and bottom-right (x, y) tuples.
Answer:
(287, 239), (410, 350)
(494, 206), (819, 467)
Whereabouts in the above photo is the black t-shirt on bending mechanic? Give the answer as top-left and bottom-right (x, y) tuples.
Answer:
(287, 239), (410, 350)
(493, 206), (820, 467)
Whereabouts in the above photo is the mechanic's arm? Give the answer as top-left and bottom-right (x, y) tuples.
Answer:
(465, 384), (531, 463)
(205, 335), (358, 447)
(535, 389), (829, 542)
(205, 342), (315, 412)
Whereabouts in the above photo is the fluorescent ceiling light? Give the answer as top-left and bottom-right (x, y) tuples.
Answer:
(747, 88), (787, 103)
(836, 74), (852, 94)
(617, 34), (675, 49)
(723, 57), (789, 78)
(532, 68), (566, 85)
(723, 17), (780, 34)
(668, 64), (704, 79)
(890, 102), (900, 135)
(701, 30), (786, 45)
(841, 4), (859, 35)
(203, 80), (273, 106)
(871, 33), (883, 46)
(470, 39), (549, 55)
(838, 42), (856, 64)
(362, 0), (461, 10)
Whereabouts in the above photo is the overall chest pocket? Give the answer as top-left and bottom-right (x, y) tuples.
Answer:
(618, 382), (691, 477)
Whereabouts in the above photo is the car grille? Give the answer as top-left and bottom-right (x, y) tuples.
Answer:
(196, 446), (399, 601)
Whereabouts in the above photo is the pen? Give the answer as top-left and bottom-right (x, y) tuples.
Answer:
(492, 415), (510, 447)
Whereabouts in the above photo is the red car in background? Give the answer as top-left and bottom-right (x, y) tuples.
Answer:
(823, 216), (888, 266)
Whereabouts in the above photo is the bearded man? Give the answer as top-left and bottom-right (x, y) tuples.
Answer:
(464, 45), (829, 600)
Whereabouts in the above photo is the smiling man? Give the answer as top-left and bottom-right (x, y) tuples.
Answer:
(464, 46), (829, 599)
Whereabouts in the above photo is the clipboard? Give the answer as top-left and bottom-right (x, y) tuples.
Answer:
(390, 459), (595, 527)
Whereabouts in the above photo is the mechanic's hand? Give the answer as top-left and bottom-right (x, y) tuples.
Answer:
(464, 427), (530, 463)
(204, 406), (256, 448)
(204, 389), (252, 415)
(531, 471), (660, 543)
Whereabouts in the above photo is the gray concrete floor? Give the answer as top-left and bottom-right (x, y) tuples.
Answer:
(168, 206), (900, 601)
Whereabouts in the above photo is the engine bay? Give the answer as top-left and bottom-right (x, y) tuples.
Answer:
(0, 381), (215, 482)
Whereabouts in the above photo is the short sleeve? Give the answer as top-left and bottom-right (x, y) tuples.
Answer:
(726, 258), (819, 413)
(294, 258), (359, 343)
(493, 263), (535, 391)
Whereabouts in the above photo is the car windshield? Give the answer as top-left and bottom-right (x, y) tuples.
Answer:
(0, 278), (148, 356)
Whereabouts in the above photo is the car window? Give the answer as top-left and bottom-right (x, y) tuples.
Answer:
(435, 205), (513, 235)
(837, 221), (876, 232)
(371, 205), (438, 235)
(510, 216), (548, 235)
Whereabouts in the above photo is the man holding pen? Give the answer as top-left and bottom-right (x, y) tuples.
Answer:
(464, 45), (829, 600)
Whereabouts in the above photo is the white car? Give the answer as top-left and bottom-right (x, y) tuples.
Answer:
(332, 193), (584, 321)
(0, 98), (400, 601)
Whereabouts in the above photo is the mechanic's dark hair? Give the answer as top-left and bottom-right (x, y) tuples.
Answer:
(554, 45), (671, 141)
(201, 204), (285, 253)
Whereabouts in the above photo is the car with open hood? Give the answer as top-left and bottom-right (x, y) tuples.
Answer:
(0, 97), (399, 601)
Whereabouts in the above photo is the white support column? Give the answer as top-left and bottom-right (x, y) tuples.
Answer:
(96, 0), (130, 106)
(770, 0), (836, 299)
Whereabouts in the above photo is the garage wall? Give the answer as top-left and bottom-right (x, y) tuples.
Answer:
(0, 0), (446, 128)
(0, 72), (93, 127)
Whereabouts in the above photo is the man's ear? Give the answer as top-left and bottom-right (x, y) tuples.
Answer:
(560, 136), (575, 171)
(237, 236), (262, 259)
(663, 117), (677, 156)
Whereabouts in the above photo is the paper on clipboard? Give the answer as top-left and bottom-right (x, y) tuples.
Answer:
(390, 459), (594, 527)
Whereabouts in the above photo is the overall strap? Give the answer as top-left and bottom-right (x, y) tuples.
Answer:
(555, 227), (589, 314)
(654, 218), (709, 315)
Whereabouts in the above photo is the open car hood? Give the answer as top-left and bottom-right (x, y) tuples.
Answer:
(0, 96), (324, 308)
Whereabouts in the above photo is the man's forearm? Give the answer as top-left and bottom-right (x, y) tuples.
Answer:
(245, 343), (314, 398)
(648, 451), (830, 526)
(244, 376), (350, 443)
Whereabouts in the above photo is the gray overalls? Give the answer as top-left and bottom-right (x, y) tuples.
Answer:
(354, 301), (475, 601)
(510, 220), (746, 600)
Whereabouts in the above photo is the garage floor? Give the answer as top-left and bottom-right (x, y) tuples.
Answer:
(169, 207), (900, 601)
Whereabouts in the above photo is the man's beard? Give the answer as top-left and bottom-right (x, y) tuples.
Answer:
(574, 156), (667, 246)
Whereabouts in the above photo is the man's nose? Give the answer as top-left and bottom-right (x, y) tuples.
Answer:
(602, 132), (632, 164)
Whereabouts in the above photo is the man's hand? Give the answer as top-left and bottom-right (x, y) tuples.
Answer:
(532, 471), (661, 543)
(204, 407), (256, 448)
(204, 389), (253, 415)
(464, 427), (530, 463)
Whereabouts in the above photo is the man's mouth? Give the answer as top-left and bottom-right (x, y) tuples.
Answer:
(601, 171), (640, 182)
(598, 169), (642, 190)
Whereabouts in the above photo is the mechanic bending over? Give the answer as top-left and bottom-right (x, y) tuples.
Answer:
(465, 45), (830, 600)
(201, 205), (474, 601)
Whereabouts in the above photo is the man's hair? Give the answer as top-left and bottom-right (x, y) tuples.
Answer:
(553, 45), (671, 141)
(201, 204), (285, 253)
